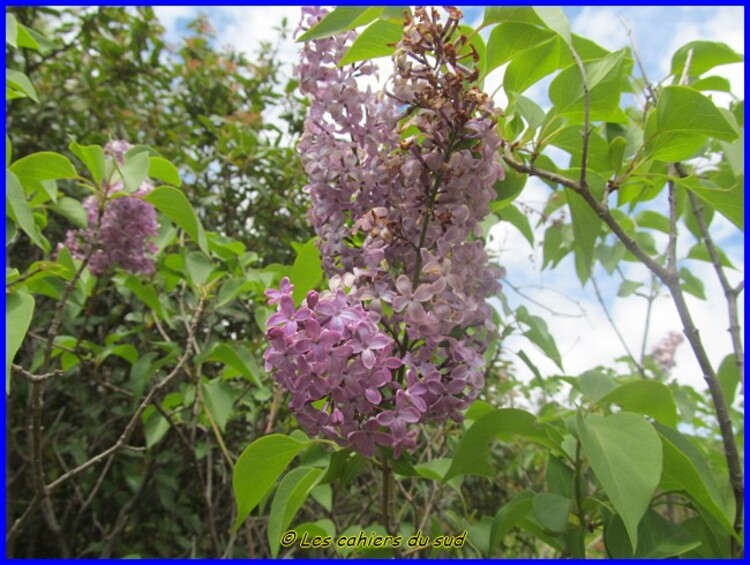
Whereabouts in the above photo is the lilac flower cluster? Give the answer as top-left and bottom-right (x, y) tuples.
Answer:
(63, 140), (159, 276)
(264, 7), (506, 458)
(650, 331), (684, 374)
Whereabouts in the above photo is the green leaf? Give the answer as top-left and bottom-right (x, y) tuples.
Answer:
(297, 7), (378, 42)
(6, 69), (38, 102)
(145, 186), (209, 254)
(184, 251), (213, 286)
(605, 509), (702, 557)
(497, 203), (534, 246)
(69, 141), (105, 186)
(6, 14), (18, 47)
(142, 405), (169, 448)
(646, 86), (738, 161)
(6, 170), (47, 250)
(483, 7), (543, 27)
(148, 156), (181, 188)
(489, 491), (534, 553)
(209, 343), (262, 386)
(6, 291), (34, 393)
(655, 423), (734, 533)
(233, 434), (310, 530)
(676, 176), (743, 231)
(444, 408), (550, 481)
(549, 49), (627, 123)
(578, 411), (662, 551)
(533, 7), (571, 44)
(201, 378), (234, 433)
(717, 354), (739, 408)
(598, 380), (678, 427)
(564, 187), (601, 278)
(692, 75), (731, 93)
(679, 267), (706, 299)
(635, 210), (670, 233)
(617, 280), (642, 298)
(504, 37), (561, 95)
(339, 20), (402, 66)
(671, 41), (743, 78)
(50, 197), (87, 228)
(121, 149), (150, 193)
(577, 370), (617, 403)
(492, 165), (527, 209)
(516, 305), (563, 370)
(484, 22), (555, 76)
(687, 242), (735, 270)
(290, 238), (323, 305)
(268, 467), (325, 557)
(124, 276), (167, 320)
(10, 151), (77, 184)
(532, 493), (571, 533)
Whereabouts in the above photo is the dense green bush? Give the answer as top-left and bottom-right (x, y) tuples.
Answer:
(6, 6), (744, 558)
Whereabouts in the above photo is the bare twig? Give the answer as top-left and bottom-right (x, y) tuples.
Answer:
(590, 275), (646, 377)
(11, 364), (62, 383)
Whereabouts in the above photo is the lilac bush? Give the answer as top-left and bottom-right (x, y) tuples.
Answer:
(264, 7), (506, 458)
(63, 140), (159, 275)
(650, 330), (685, 374)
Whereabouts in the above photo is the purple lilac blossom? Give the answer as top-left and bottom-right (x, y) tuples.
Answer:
(264, 7), (506, 458)
(62, 140), (159, 275)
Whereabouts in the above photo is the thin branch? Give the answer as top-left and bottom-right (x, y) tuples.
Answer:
(590, 275), (646, 377)
(45, 295), (206, 493)
(11, 364), (62, 383)
(569, 47), (591, 191)
(686, 190), (744, 384)
(666, 169), (679, 276)
(620, 17), (657, 106)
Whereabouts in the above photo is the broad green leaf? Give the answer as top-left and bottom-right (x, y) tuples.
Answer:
(50, 197), (87, 228)
(484, 23), (555, 76)
(6, 69), (38, 102)
(671, 41), (743, 79)
(617, 280), (642, 298)
(676, 176), (743, 231)
(635, 210), (670, 233)
(655, 423), (734, 533)
(148, 156), (181, 187)
(201, 378), (234, 432)
(124, 276), (167, 320)
(687, 242), (735, 270)
(6, 14), (18, 47)
(121, 150), (150, 193)
(297, 7), (379, 42)
(69, 141), (105, 186)
(605, 509), (702, 557)
(444, 408), (550, 480)
(6, 170), (46, 250)
(504, 37), (561, 95)
(489, 491), (534, 553)
(577, 370), (617, 403)
(290, 238), (322, 305)
(142, 405), (169, 448)
(598, 380), (678, 427)
(646, 86), (738, 161)
(339, 20), (402, 66)
(492, 165), (526, 208)
(549, 49), (627, 123)
(692, 75), (731, 92)
(268, 467), (325, 557)
(233, 434), (310, 530)
(145, 186), (209, 254)
(184, 251), (213, 286)
(6, 291), (34, 393)
(496, 203), (534, 246)
(546, 455), (574, 498)
(10, 151), (77, 184)
(483, 7), (544, 27)
(532, 493), (571, 533)
(578, 411), (662, 550)
(516, 305), (563, 370)
(209, 343), (262, 386)
(679, 267), (706, 300)
(717, 354), (739, 408)
(533, 7), (571, 44)
(564, 187), (601, 277)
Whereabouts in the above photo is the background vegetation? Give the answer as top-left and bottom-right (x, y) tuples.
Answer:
(5, 6), (744, 558)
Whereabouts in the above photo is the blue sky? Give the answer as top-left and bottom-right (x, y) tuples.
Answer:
(153, 6), (744, 394)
